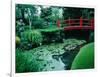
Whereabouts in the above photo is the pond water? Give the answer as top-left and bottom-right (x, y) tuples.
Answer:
(27, 39), (86, 71)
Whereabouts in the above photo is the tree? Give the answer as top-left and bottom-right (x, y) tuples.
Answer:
(63, 7), (94, 19)
(50, 7), (64, 22)
(16, 4), (38, 30)
(40, 6), (52, 25)
(82, 8), (94, 19)
(63, 7), (82, 19)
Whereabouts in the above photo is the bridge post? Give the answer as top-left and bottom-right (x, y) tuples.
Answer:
(80, 17), (83, 28)
(90, 19), (94, 29)
(57, 20), (60, 27)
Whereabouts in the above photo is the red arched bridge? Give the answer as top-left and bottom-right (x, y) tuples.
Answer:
(57, 17), (94, 31)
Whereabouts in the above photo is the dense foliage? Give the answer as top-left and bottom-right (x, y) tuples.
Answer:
(63, 7), (94, 19)
(15, 4), (94, 73)
(20, 30), (43, 49)
(16, 49), (39, 72)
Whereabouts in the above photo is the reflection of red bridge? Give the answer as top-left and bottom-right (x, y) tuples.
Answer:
(57, 17), (94, 30)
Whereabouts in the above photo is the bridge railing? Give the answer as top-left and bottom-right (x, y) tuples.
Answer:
(57, 17), (94, 29)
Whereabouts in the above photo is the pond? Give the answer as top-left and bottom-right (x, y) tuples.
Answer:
(16, 39), (86, 72)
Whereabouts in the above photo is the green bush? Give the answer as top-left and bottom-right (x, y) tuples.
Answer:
(21, 30), (43, 46)
(32, 19), (47, 29)
(22, 30), (43, 44)
(71, 42), (94, 69)
(16, 49), (39, 72)
(40, 27), (64, 44)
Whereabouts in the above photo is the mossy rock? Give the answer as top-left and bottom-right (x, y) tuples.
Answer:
(71, 42), (94, 69)
(16, 36), (21, 45)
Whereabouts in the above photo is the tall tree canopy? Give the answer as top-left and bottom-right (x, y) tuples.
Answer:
(63, 7), (94, 19)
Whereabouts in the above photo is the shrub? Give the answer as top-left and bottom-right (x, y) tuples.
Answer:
(30, 30), (43, 44)
(21, 30), (43, 49)
(16, 49), (39, 72)
(32, 19), (47, 29)
(40, 27), (64, 44)
(71, 42), (94, 69)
